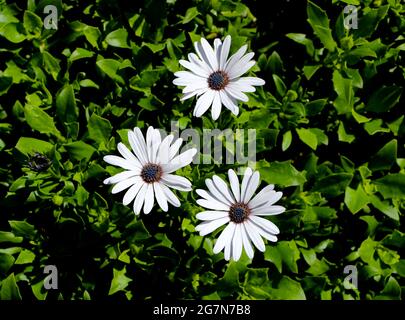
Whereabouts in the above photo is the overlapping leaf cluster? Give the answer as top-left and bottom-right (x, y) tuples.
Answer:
(0, 0), (403, 300)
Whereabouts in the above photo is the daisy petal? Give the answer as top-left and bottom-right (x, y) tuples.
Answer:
(232, 224), (243, 261)
(228, 81), (256, 93)
(219, 90), (238, 114)
(163, 148), (197, 173)
(248, 185), (276, 209)
(143, 183), (155, 214)
(213, 175), (235, 204)
(249, 215), (280, 235)
(196, 199), (230, 211)
(205, 179), (232, 206)
(211, 91), (222, 120)
(195, 41), (214, 72)
(161, 184), (180, 207)
(154, 182), (168, 212)
(133, 183), (148, 215)
(224, 44), (247, 73)
(213, 222), (236, 254)
(243, 171), (260, 203)
(194, 90), (215, 117)
(157, 134), (174, 165)
(255, 226), (278, 242)
(196, 210), (229, 221)
(103, 170), (139, 185)
(103, 155), (139, 171)
(235, 76), (265, 86)
(252, 205), (286, 216)
(179, 59), (209, 77)
(195, 217), (230, 236)
(128, 130), (148, 165)
(228, 169), (241, 202)
(111, 176), (141, 194)
(220, 35), (231, 70)
(161, 174), (192, 191)
(240, 167), (253, 202)
(122, 180), (144, 205)
(188, 53), (212, 74)
(244, 220), (265, 252)
(200, 38), (218, 71)
(241, 224), (254, 259)
(225, 87), (249, 102)
(117, 143), (141, 167)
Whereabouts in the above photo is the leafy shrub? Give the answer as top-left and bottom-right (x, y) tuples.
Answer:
(0, 0), (403, 300)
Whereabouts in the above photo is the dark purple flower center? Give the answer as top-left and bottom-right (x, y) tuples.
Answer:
(229, 202), (251, 223)
(207, 70), (229, 90)
(141, 163), (163, 183)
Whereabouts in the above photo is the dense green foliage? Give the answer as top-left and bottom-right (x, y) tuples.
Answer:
(0, 0), (404, 300)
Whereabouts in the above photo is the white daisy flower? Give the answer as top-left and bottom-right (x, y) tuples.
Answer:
(173, 35), (265, 120)
(103, 126), (197, 215)
(195, 168), (285, 261)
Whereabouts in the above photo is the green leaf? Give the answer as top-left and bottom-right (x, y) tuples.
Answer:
(307, 1), (336, 51)
(305, 99), (326, 116)
(369, 139), (397, 171)
(0, 253), (15, 273)
(358, 237), (377, 263)
(364, 119), (390, 135)
(96, 59), (125, 84)
(366, 86), (402, 113)
(0, 75), (13, 95)
(259, 161), (306, 187)
(375, 276), (401, 300)
(87, 113), (112, 145)
(0, 273), (22, 300)
(15, 137), (53, 156)
(337, 121), (355, 143)
(24, 104), (62, 138)
(282, 130), (292, 151)
(243, 268), (272, 299)
(374, 173), (405, 199)
(9, 220), (37, 239)
(182, 7), (199, 24)
(332, 71), (354, 114)
(0, 232), (23, 244)
(83, 25), (101, 48)
(69, 48), (94, 62)
(0, 23), (26, 43)
(15, 249), (35, 264)
(272, 74), (287, 96)
(65, 141), (96, 161)
(353, 6), (389, 38)
(296, 128), (317, 150)
(42, 51), (61, 80)
(108, 267), (132, 295)
(370, 195), (399, 221)
(303, 65), (321, 80)
(344, 185), (369, 214)
(286, 33), (314, 56)
(264, 246), (282, 273)
(105, 28), (130, 48)
(277, 241), (300, 273)
(270, 276), (306, 300)
(56, 84), (78, 124)
(23, 11), (42, 36)
(312, 173), (353, 197)
(306, 258), (330, 276)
